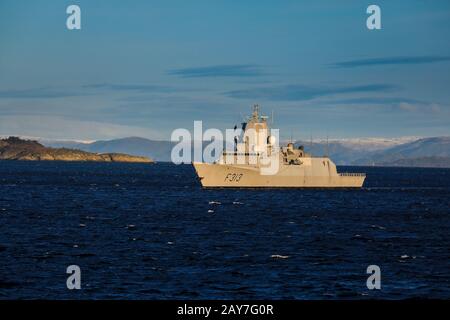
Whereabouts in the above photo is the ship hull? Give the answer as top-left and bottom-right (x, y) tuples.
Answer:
(193, 162), (365, 188)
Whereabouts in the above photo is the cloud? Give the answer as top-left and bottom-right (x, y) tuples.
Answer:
(0, 87), (85, 99)
(329, 97), (425, 105)
(0, 83), (176, 99)
(398, 102), (442, 113)
(83, 83), (173, 93)
(331, 56), (450, 68)
(325, 97), (443, 114)
(168, 64), (266, 78)
(224, 84), (396, 101)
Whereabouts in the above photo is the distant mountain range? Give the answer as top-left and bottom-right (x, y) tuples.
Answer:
(351, 136), (450, 167)
(294, 136), (450, 167)
(73, 137), (173, 162)
(5, 135), (450, 168)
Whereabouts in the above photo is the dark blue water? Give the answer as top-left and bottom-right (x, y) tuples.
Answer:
(0, 161), (449, 299)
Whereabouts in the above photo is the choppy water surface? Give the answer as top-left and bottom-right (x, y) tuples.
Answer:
(0, 161), (449, 299)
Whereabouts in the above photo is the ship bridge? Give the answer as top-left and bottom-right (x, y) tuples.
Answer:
(219, 105), (277, 165)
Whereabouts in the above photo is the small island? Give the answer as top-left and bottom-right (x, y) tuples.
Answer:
(0, 137), (153, 163)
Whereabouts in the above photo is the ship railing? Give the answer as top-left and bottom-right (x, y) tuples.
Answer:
(339, 172), (366, 177)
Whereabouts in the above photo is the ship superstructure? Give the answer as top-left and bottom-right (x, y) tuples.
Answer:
(193, 105), (366, 188)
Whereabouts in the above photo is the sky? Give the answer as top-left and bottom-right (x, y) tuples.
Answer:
(0, 0), (450, 141)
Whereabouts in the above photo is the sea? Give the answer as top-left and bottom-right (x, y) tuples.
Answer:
(0, 161), (449, 299)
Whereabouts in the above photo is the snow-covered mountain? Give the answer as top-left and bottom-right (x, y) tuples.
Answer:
(2, 135), (450, 167)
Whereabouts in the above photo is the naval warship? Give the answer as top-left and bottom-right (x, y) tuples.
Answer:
(193, 105), (366, 188)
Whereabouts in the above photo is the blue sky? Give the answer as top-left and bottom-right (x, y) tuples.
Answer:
(1, 0), (450, 140)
